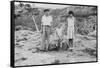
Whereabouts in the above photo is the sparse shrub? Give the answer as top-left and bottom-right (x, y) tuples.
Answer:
(15, 25), (23, 31)
(51, 59), (60, 64)
(82, 48), (96, 57)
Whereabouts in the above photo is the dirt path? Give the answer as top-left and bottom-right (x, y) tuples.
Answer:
(15, 30), (97, 66)
(15, 49), (96, 66)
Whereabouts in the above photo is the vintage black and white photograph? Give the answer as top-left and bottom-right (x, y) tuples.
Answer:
(11, 1), (98, 67)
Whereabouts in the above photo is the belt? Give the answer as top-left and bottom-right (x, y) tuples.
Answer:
(43, 25), (50, 27)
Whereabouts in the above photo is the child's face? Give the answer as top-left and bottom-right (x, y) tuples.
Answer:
(45, 12), (49, 16)
(69, 14), (73, 17)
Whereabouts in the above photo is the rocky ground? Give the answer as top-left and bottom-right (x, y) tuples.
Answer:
(14, 30), (97, 66)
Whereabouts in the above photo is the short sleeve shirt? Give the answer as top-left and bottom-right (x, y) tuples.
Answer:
(42, 15), (53, 26)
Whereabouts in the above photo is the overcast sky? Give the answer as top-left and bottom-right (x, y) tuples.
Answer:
(15, 2), (70, 9)
(34, 3), (70, 9)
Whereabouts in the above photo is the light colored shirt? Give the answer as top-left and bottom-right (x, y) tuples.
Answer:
(67, 17), (75, 39)
(67, 17), (75, 28)
(42, 15), (53, 26)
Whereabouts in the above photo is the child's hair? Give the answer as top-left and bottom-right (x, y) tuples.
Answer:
(68, 11), (74, 16)
(44, 9), (50, 12)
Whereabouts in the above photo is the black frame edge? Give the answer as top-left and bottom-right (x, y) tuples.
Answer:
(96, 6), (98, 62)
(10, 1), (15, 67)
